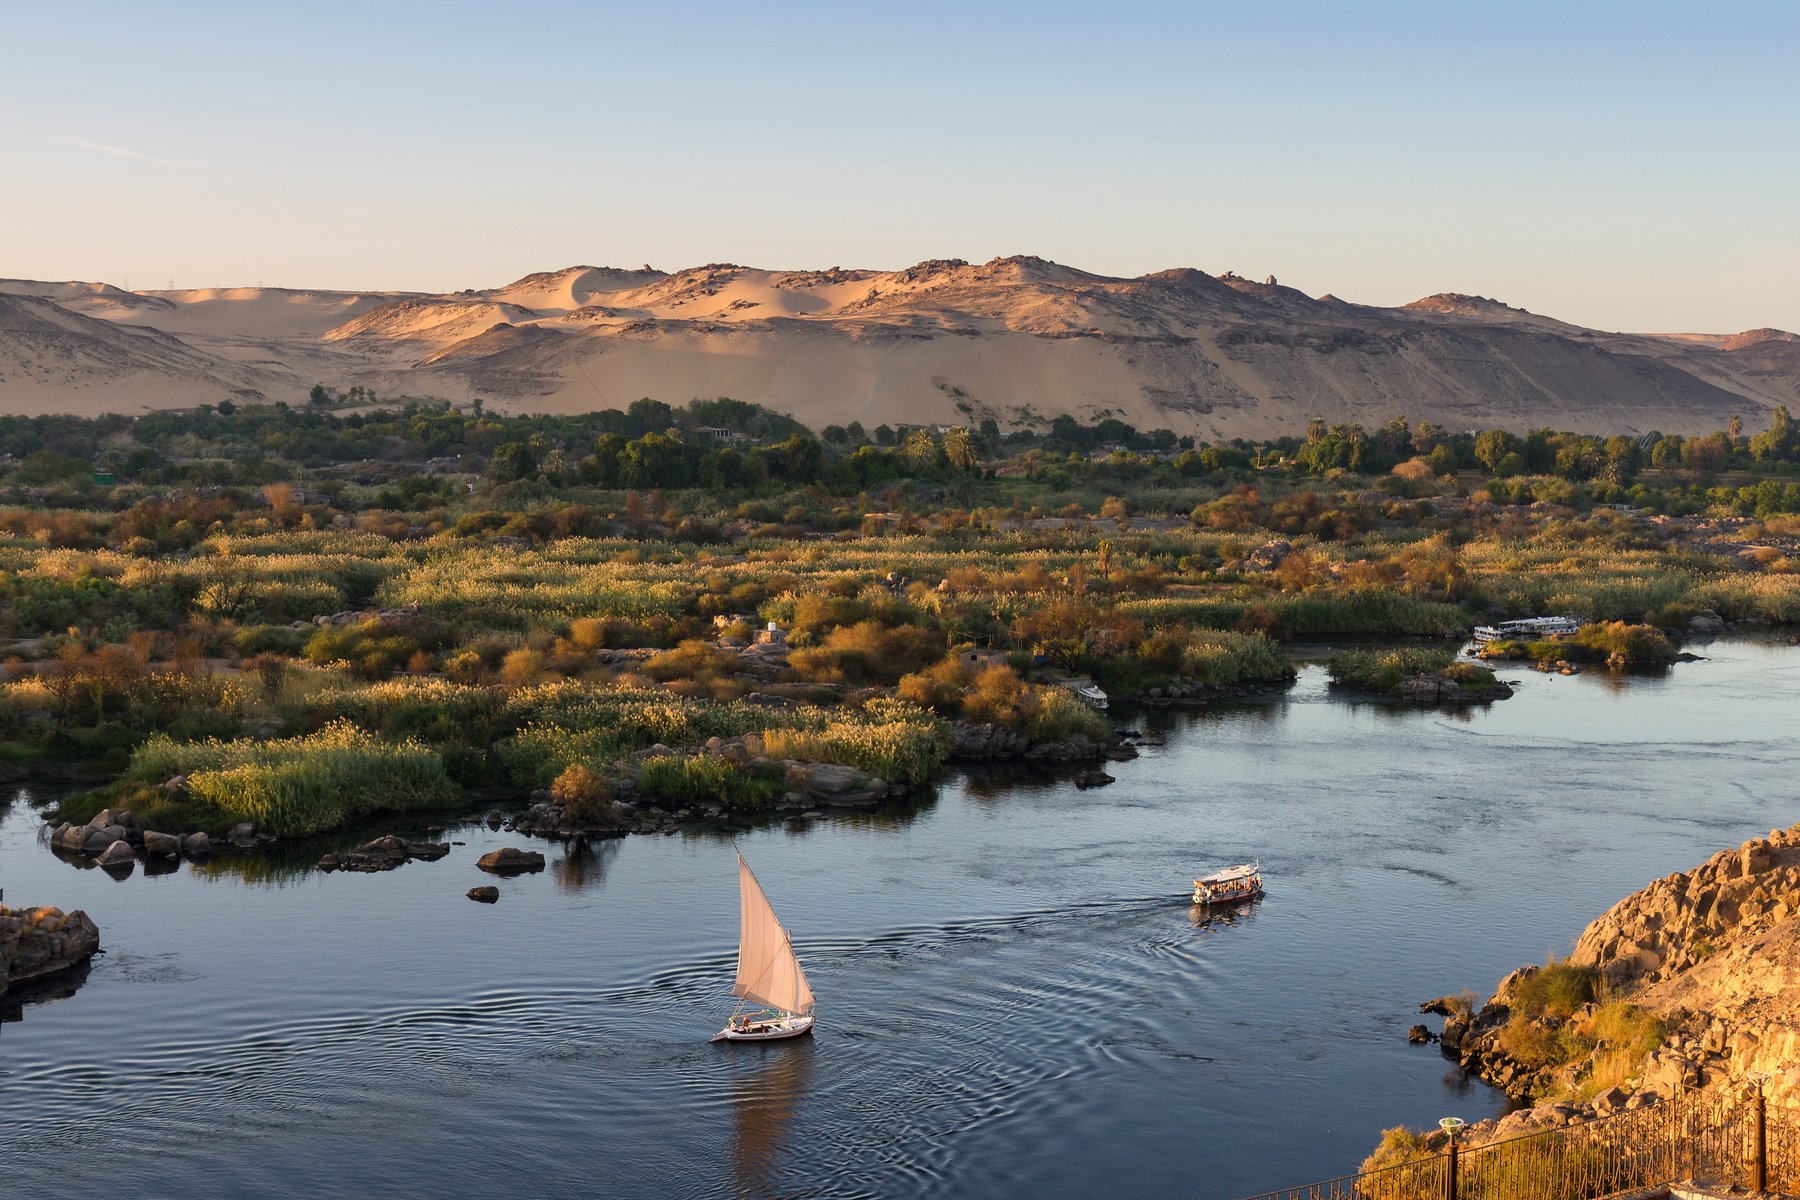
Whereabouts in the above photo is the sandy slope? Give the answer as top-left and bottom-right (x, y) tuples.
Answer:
(1, 259), (1793, 433)
(0, 294), (294, 413)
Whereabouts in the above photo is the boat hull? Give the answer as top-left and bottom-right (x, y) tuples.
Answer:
(711, 1014), (815, 1043)
(1192, 885), (1263, 906)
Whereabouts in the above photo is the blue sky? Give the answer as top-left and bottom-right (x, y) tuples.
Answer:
(3, 0), (1795, 332)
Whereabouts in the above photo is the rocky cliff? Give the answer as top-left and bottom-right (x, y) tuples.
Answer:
(1425, 825), (1800, 1141)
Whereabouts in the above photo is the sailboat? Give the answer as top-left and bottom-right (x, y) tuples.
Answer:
(712, 850), (816, 1043)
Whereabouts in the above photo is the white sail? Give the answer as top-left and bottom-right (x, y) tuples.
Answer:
(733, 854), (815, 1016)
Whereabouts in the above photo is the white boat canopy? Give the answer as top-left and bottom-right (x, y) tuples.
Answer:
(1194, 862), (1260, 886)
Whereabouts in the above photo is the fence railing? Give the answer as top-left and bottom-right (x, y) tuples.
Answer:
(1235, 1090), (1796, 1200)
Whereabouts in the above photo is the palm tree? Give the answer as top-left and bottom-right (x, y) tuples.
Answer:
(942, 427), (979, 505)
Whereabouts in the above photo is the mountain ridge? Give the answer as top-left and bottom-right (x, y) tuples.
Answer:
(1, 257), (1794, 436)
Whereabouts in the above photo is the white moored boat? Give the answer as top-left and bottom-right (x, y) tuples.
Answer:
(713, 850), (816, 1043)
(1471, 615), (1580, 644)
(1076, 683), (1109, 710)
(1193, 861), (1263, 906)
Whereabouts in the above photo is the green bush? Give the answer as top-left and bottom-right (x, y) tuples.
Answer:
(762, 699), (954, 783)
(90, 720), (458, 835)
(1327, 647), (1456, 694)
(1571, 621), (1675, 668)
(303, 619), (430, 680)
(1176, 629), (1293, 687)
(1509, 957), (1598, 1020)
(638, 753), (785, 809)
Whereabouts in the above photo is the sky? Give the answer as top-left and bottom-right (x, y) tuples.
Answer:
(2, 0), (1796, 333)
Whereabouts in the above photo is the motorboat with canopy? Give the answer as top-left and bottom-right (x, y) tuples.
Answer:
(1192, 861), (1263, 906)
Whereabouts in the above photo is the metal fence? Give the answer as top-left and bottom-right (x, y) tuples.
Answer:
(1235, 1090), (1798, 1200)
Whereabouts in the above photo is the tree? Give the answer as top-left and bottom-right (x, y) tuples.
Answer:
(821, 424), (849, 444)
(1750, 405), (1795, 462)
(1096, 538), (1114, 584)
(903, 429), (942, 470)
(874, 424), (896, 446)
(1474, 429), (1522, 474)
(1684, 433), (1728, 473)
(626, 397), (675, 436)
(1650, 435), (1684, 469)
(942, 427), (980, 504)
(487, 441), (537, 484)
(1601, 436), (1638, 484)
(308, 384), (330, 407)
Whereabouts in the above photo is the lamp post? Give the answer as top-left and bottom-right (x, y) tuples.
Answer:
(1747, 1072), (1770, 1194)
(1439, 1117), (1466, 1200)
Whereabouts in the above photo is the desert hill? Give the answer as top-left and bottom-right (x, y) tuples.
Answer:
(0, 294), (282, 414)
(1, 258), (1794, 437)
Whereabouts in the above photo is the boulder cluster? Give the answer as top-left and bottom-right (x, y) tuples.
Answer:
(1572, 830), (1800, 988)
(0, 904), (101, 1000)
(1397, 674), (1514, 705)
(47, 808), (215, 874)
(317, 835), (451, 873)
(1119, 681), (1285, 708)
(951, 723), (1108, 762)
(1422, 825), (1800, 1128)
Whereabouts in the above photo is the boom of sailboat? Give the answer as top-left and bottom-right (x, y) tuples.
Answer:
(714, 850), (816, 1043)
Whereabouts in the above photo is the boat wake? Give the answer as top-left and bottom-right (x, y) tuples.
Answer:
(1, 894), (1240, 1198)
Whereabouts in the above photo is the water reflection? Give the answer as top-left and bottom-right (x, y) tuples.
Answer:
(1188, 898), (1263, 930)
(0, 960), (92, 1035)
(728, 1041), (815, 1199)
(552, 837), (621, 893)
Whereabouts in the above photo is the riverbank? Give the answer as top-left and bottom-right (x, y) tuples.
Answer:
(6, 642), (1800, 1195)
(1406, 823), (1800, 1157)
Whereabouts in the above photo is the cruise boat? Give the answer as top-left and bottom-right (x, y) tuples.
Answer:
(1193, 861), (1263, 906)
(1075, 683), (1109, 710)
(1471, 615), (1581, 644)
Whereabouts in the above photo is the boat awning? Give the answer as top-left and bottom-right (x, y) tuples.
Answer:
(1195, 863), (1259, 885)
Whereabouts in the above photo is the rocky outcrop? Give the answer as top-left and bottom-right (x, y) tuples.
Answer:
(952, 722), (1031, 759)
(1397, 674), (1514, 705)
(316, 835), (452, 873)
(0, 904), (101, 1000)
(467, 886), (499, 903)
(791, 762), (890, 807)
(510, 798), (633, 839)
(49, 808), (228, 870)
(1422, 825), (1800, 1112)
(477, 847), (546, 875)
(1117, 677), (1297, 708)
(1023, 733), (1106, 763)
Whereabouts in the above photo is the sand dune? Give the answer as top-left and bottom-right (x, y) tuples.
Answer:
(0, 293), (285, 414)
(1, 258), (1793, 434)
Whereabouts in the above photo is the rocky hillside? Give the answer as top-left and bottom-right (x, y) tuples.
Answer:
(1421, 825), (1800, 1151)
(2, 258), (1795, 436)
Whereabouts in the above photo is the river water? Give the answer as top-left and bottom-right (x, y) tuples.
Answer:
(2, 638), (1797, 1199)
